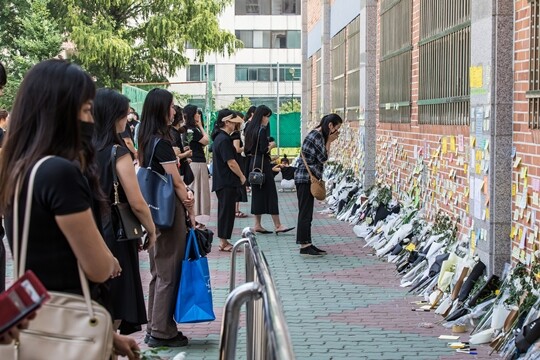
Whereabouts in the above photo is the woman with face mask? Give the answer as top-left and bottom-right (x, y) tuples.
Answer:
(0, 59), (139, 358)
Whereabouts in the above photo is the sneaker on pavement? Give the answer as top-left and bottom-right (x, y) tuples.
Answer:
(311, 245), (327, 254)
(300, 245), (323, 256)
(147, 333), (188, 348)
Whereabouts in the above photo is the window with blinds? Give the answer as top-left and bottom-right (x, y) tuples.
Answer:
(347, 16), (360, 121)
(418, 0), (470, 125)
(528, 1), (540, 129)
(379, 0), (412, 123)
(331, 29), (346, 119)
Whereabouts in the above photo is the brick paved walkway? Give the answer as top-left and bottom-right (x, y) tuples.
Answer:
(4, 183), (496, 359)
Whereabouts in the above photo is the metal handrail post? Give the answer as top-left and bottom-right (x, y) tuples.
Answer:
(229, 238), (249, 292)
(219, 282), (262, 360)
(245, 241), (255, 360)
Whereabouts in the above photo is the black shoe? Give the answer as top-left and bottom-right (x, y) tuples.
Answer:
(300, 245), (323, 256)
(145, 331), (187, 344)
(147, 333), (188, 347)
(311, 245), (327, 254)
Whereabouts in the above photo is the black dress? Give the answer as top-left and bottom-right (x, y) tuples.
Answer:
(246, 126), (279, 215)
(97, 144), (147, 327)
(230, 130), (248, 202)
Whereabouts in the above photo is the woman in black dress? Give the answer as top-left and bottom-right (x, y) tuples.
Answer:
(243, 105), (295, 234)
(93, 88), (157, 333)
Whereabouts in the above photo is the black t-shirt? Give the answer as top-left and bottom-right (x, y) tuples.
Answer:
(212, 130), (240, 191)
(281, 166), (296, 180)
(183, 126), (206, 163)
(141, 137), (176, 175)
(5, 157), (92, 293)
(230, 131), (243, 159)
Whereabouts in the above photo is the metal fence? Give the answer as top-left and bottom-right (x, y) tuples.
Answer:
(220, 228), (295, 360)
(528, 0), (540, 129)
(379, 0), (412, 123)
(418, 0), (470, 125)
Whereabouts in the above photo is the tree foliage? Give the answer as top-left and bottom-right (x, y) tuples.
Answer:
(279, 98), (301, 114)
(228, 96), (252, 113)
(0, 0), (63, 109)
(49, 0), (241, 88)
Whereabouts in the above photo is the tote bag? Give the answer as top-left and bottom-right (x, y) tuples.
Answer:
(0, 157), (114, 360)
(174, 229), (216, 323)
(137, 138), (175, 229)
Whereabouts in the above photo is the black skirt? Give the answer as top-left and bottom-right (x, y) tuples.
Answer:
(249, 155), (279, 215)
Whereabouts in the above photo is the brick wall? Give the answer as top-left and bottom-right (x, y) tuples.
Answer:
(511, 0), (538, 263)
(307, 0), (322, 33)
(375, 0), (472, 235)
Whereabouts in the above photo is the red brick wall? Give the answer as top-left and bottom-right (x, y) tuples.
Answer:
(375, 0), (472, 235)
(307, 0), (322, 33)
(512, 0), (538, 263)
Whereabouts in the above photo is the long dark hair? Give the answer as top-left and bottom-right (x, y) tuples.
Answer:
(0, 59), (95, 211)
(93, 88), (130, 151)
(171, 105), (184, 129)
(245, 105), (256, 120)
(183, 104), (198, 128)
(137, 88), (173, 165)
(244, 105), (272, 153)
(211, 108), (236, 141)
(315, 113), (343, 143)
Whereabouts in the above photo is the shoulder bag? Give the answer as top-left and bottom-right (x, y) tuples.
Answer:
(137, 138), (176, 229)
(248, 128), (265, 186)
(111, 145), (143, 240)
(300, 152), (326, 200)
(0, 157), (114, 360)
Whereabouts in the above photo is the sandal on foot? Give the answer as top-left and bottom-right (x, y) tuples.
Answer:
(236, 211), (248, 218)
(219, 243), (233, 252)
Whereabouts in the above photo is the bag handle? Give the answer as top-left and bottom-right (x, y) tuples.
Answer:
(300, 152), (319, 181)
(13, 156), (98, 320)
(110, 145), (121, 205)
(251, 127), (264, 174)
(143, 137), (161, 169)
(184, 228), (201, 260)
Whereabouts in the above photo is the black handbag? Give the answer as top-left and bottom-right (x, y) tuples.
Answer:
(248, 128), (265, 186)
(137, 138), (176, 229)
(181, 159), (194, 186)
(111, 145), (143, 241)
(194, 228), (213, 257)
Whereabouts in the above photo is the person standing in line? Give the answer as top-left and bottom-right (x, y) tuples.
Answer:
(0, 59), (139, 357)
(93, 88), (157, 335)
(242, 105), (256, 192)
(170, 105), (193, 186)
(183, 104), (210, 226)
(211, 109), (246, 252)
(244, 105), (295, 234)
(138, 89), (195, 348)
(295, 113), (342, 256)
(231, 112), (248, 218)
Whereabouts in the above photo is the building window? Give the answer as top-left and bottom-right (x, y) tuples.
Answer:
(331, 29), (346, 118)
(418, 0), (470, 125)
(314, 50), (322, 123)
(235, 64), (300, 82)
(235, 0), (300, 15)
(235, 30), (300, 49)
(187, 64), (215, 81)
(346, 16), (360, 121)
(379, 0), (412, 123)
(529, 0), (540, 129)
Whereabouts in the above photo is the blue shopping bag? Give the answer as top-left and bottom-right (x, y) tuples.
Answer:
(174, 229), (216, 323)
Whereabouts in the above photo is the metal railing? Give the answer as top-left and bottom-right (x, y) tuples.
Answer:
(219, 228), (295, 360)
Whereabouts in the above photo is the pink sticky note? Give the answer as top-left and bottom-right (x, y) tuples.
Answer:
(533, 178), (540, 192)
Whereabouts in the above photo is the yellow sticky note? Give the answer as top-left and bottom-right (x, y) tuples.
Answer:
(405, 243), (416, 251)
(442, 137), (447, 155)
(466, 204), (470, 214)
(514, 157), (522, 168)
(512, 184), (517, 196)
(470, 136), (476, 147)
(475, 164), (482, 174)
(450, 136), (456, 153)
(470, 66), (483, 88)
(521, 166), (529, 178)
(511, 227), (516, 238)
(486, 208), (489, 220)
(464, 187), (470, 198)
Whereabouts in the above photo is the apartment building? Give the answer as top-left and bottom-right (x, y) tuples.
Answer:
(169, 0), (302, 112)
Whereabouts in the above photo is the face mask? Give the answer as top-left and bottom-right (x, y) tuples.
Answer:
(79, 121), (95, 144)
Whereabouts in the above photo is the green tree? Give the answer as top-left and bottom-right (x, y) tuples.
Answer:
(228, 96), (251, 113)
(280, 98), (301, 114)
(0, 0), (63, 109)
(49, 0), (241, 88)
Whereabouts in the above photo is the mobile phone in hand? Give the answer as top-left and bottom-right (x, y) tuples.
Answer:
(0, 270), (49, 336)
